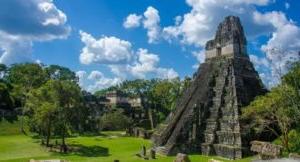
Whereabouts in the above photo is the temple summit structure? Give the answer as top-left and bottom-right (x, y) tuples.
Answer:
(151, 16), (267, 159)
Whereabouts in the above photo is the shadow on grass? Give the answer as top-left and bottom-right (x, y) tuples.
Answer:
(70, 144), (110, 157)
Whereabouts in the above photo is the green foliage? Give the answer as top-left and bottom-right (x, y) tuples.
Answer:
(243, 85), (300, 151)
(26, 79), (83, 146)
(243, 61), (300, 152)
(0, 82), (14, 110)
(45, 65), (78, 82)
(287, 129), (300, 153)
(8, 63), (48, 91)
(7, 63), (48, 110)
(94, 77), (192, 122)
(0, 119), (23, 136)
(100, 109), (132, 131)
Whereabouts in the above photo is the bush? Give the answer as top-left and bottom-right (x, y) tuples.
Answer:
(288, 129), (300, 153)
(273, 129), (300, 153)
(100, 109), (132, 131)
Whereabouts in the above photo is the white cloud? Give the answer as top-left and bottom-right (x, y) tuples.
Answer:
(79, 31), (132, 65)
(0, 32), (33, 64)
(88, 70), (103, 80)
(77, 70), (122, 92)
(162, 0), (273, 46)
(76, 70), (87, 79)
(156, 68), (179, 80)
(76, 70), (87, 87)
(87, 77), (122, 92)
(78, 31), (179, 88)
(253, 11), (300, 85)
(108, 48), (178, 80)
(0, 0), (70, 64)
(249, 54), (269, 68)
(130, 48), (160, 78)
(124, 6), (161, 43)
(123, 14), (142, 28)
(191, 50), (205, 69)
(143, 6), (161, 43)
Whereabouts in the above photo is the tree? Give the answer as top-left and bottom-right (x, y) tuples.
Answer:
(0, 64), (13, 112)
(26, 82), (58, 146)
(0, 82), (14, 111)
(26, 80), (82, 151)
(8, 63), (48, 133)
(283, 62), (300, 102)
(243, 85), (300, 152)
(100, 109), (132, 131)
(45, 65), (78, 82)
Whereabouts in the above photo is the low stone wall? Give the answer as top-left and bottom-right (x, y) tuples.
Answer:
(127, 127), (153, 139)
(252, 158), (300, 162)
(250, 141), (282, 159)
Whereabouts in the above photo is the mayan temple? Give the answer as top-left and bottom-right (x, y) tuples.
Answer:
(152, 16), (267, 159)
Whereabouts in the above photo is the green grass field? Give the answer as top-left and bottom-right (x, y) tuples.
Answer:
(0, 120), (253, 162)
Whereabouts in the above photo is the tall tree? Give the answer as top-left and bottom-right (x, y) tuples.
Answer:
(26, 80), (82, 150)
(26, 82), (58, 146)
(8, 63), (48, 133)
(243, 85), (300, 151)
(45, 65), (78, 82)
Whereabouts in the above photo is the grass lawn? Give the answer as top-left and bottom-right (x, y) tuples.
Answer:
(0, 131), (253, 162)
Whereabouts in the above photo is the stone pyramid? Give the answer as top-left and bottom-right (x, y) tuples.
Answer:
(151, 16), (267, 159)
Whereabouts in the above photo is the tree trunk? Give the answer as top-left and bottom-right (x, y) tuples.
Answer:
(61, 123), (68, 153)
(46, 118), (51, 147)
(148, 108), (154, 130)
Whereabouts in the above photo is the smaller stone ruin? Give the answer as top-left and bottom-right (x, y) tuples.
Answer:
(250, 141), (282, 159)
(173, 153), (191, 162)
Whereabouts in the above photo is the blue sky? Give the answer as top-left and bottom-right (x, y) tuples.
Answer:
(0, 0), (299, 92)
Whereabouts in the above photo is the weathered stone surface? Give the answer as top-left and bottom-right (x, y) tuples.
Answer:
(129, 127), (152, 139)
(252, 159), (300, 162)
(289, 153), (300, 160)
(150, 149), (156, 159)
(29, 160), (67, 162)
(209, 159), (224, 162)
(173, 153), (191, 162)
(152, 16), (267, 159)
(251, 141), (282, 159)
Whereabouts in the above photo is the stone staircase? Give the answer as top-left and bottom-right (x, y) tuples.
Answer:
(201, 62), (228, 155)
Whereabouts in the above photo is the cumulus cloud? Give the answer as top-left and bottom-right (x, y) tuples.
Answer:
(130, 48), (160, 78)
(76, 70), (87, 87)
(78, 31), (178, 88)
(162, 0), (273, 47)
(76, 70), (122, 92)
(253, 11), (300, 85)
(108, 48), (178, 80)
(143, 6), (161, 43)
(79, 31), (132, 65)
(0, 0), (70, 64)
(192, 50), (205, 69)
(124, 6), (161, 43)
(156, 68), (179, 79)
(87, 77), (122, 92)
(88, 70), (103, 80)
(123, 14), (142, 28)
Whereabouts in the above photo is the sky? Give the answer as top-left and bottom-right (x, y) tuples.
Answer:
(0, 0), (299, 92)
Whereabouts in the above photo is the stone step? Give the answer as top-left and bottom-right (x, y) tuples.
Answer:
(155, 146), (168, 155)
(213, 144), (242, 159)
(201, 143), (214, 155)
(204, 133), (215, 143)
